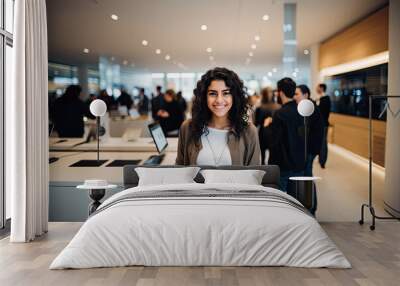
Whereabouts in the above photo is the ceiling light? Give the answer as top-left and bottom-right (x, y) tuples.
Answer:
(268, 71), (273, 77)
(292, 72), (297, 77)
(304, 49), (310, 55)
(155, 49), (161, 54)
(111, 14), (119, 21)
(249, 52), (253, 57)
(209, 56), (214, 61)
(251, 44), (257, 50)
(206, 47), (213, 53)
(142, 40), (148, 46)
(83, 48), (90, 54)
(123, 60), (128, 65)
(165, 55), (170, 60)
(262, 14), (270, 21)
(254, 35), (260, 41)
(201, 24), (207, 31)
(262, 76), (268, 81)
(272, 67), (277, 72)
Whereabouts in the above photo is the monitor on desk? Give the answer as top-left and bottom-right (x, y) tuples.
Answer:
(148, 123), (168, 154)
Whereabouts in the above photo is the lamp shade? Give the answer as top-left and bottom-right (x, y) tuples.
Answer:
(297, 99), (314, 117)
(90, 99), (107, 117)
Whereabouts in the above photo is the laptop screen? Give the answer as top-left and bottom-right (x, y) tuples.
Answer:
(148, 123), (168, 154)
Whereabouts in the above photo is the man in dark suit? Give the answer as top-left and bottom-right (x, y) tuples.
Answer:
(316, 83), (331, 168)
(53, 85), (95, 137)
(264, 78), (305, 192)
(151, 85), (164, 121)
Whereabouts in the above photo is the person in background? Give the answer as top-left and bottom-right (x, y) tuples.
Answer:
(264, 78), (305, 192)
(254, 87), (281, 164)
(316, 83), (331, 168)
(176, 67), (260, 166)
(151, 85), (164, 121)
(157, 89), (185, 136)
(272, 89), (282, 105)
(98, 89), (115, 111)
(137, 88), (149, 116)
(53, 85), (95, 137)
(247, 93), (260, 124)
(85, 93), (97, 106)
(117, 88), (133, 110)
(176, 91), (188, 116)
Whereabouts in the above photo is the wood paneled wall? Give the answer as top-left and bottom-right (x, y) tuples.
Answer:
(319, 6), (388, 69)
(329, 113), (386, 166)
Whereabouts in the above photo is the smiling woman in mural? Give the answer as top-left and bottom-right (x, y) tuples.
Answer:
(176, 67), (261, 166)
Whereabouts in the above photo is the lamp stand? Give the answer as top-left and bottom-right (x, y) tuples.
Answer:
(97, 116), (100, 162)
(304, 117), (308, 166)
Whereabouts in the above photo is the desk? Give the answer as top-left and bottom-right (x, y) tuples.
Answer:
(50, 151), (177, 183)
(49, 137), (179, 152)
(49, 137), (87, 149)
(49, 150), (177, 222)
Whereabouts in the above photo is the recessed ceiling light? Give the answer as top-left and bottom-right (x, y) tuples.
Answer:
(123, 60), (128, 65)
(304, 49), (310, 55)
(201, 24), (207, 31)
(165, 55), (171, 60)
(249, 52), (253, 57)
(83, 48), (90, 54)
(111, 14), (119, 21)
(142, 40), (148, 46)
(262, 14), (270, 21)
(206, 47), (212, 53)
(251, 44), (257, 50)
(155, 49), (161, 54)
(268, 71), (273, 77)
(254, 35), (260, 41)
(292, 72), (297, 77)
(209, 56), (214, 61)
(272, 67), (277, 72)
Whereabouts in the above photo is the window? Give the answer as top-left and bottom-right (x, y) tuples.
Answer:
(1, 0), (14, 229)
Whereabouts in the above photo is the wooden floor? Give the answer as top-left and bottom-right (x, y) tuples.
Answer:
(1, 221), (400, 286)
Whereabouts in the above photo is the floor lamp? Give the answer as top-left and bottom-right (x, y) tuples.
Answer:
(297, 99), (315, 164)
(289, 99), (318, 212)
(89, 99), (107, 166)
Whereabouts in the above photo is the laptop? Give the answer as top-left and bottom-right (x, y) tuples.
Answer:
(144, 123), (168, 165)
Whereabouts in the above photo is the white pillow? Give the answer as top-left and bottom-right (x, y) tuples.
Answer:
(135, 167), (201, 186)
(200, 169), (266, 185)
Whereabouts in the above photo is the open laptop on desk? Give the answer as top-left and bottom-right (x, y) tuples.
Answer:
(144, 123), (168, 165)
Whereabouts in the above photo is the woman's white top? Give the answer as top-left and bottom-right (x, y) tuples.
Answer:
(196, 127), (232, 166)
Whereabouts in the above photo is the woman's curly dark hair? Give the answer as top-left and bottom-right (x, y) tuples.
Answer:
(191, 67), (249, 142)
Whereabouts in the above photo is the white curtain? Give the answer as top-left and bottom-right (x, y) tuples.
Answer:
(9, 0), (49, 242)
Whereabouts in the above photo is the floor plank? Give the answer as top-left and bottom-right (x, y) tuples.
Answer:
(1, 222), (400, 286)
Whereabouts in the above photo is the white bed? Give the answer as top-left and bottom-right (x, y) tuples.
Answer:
(50, 183), (350, 269)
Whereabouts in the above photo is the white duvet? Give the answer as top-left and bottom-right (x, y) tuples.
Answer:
(50, 183), (351, 269)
